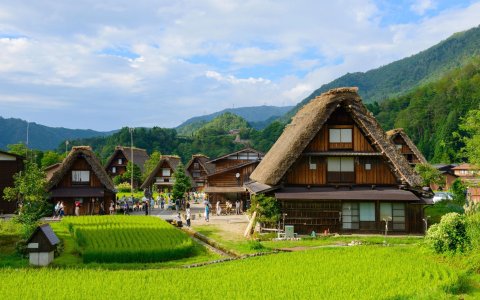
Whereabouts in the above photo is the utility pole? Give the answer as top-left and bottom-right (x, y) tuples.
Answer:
(129, 127), (134, 200)
(65, 140), (69, 155)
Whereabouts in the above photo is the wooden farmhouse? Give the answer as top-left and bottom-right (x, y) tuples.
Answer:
(0, 150), (24, 214)
(46, 146), (116, 215)
(431, 164), (458, 191)
(451, 163), (480, 203)
(104, 146), (149, 180)
(140, 155), (181, 192)
(205, 148), (263, 209)
(247, 88), (432, 234)
(185, 154), (214, 192)
(386, 128), (427, 167)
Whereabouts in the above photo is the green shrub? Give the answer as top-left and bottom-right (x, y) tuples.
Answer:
(425, 212), (471, 254)
(248, 240), (265, 250)
(116, 182), (132, 193)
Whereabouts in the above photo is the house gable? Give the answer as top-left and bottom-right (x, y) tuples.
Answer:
(285, 107), (398, 186)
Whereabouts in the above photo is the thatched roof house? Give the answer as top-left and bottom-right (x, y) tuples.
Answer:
(386, 128), (427, 166)
(250, 87), (422, 188)
(47, 146), (115, 216)
(105, 146), (150, 177)
(0, 150), (24, 214)
(246, 87), (430, 235)
(140, 155), (181, 190)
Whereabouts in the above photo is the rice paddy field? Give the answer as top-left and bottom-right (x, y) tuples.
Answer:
(63, 216), (195, 263)
(0, 246), (472, 299)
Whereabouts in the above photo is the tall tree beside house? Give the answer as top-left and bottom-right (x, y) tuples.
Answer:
(142, 151), (162, 181)
(459, 109), (480, 166)
(41, 151), (64, 168)
(171, 163), (191, 201)
(2, 160), (50, 237)
(414, 164), (444, 188)
(122, 162), (142, 188)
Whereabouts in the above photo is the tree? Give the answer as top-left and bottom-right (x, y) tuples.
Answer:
(3, 160), (50, 236)
(41, 151), (63, 168)
(414, 164), (443, 187)
(142, 151), (161, 181)
(122, 162), (142, 188)
(459, 109), (480, 166)
(172, 163), (191, 201)
(451, 178), (467, 205)
(247, 194), (280, 226)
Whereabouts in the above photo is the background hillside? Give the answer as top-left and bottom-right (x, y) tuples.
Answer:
(280, 26), (480, 122)
(176, 105), (293, 135)
(0, 117), (114, 151)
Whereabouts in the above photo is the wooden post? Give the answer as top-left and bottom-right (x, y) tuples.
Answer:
(244, 210), (257, 237)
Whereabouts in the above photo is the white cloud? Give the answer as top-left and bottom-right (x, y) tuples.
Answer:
(0, 0), (479, 130)
(410, 0), (437, 15)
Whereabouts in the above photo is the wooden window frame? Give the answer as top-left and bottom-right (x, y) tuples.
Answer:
(328, 125), (353, 150)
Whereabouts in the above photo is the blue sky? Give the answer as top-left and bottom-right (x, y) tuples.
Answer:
(0, 0), (479, 131)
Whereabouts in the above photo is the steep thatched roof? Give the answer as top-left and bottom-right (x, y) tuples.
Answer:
(140, 155), (181, 189)
(104, 146), (150, 172)
(185, 154), (212, 174)
(250, 87), (422, 187)
(47, 146), (115, 192)
(386, 128), (427, 164)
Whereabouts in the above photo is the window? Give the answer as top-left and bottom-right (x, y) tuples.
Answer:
(327, 157), (354, 183)
(395, 144), (402, 150)
(329, 128), (352, 143)
(112, 167), (116, 174)
(162, 168), (171, 177)
(342, 202), (359, 229)
(365, 163), (371, 170)
(193, 171), (201, 178)
(309, 156), (316, 170)
(359, 202), (375, 221)
(72, 170), (90, 184)
(380, 202), (406, 231)
(118, 158), (122, 164)
(193, 163), (199, 169)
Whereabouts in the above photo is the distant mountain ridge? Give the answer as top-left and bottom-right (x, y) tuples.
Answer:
(280, 25), (480, 122)
(0, 116), (115, 151)
(176, 105), (293, 135)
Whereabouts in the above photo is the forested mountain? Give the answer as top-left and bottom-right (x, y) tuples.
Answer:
(0, 116), (114, 151)
(281, 25), (480, 122)
(66, 113), (281, 164)
(368, 56), (480, 164)
(176, 105), (293, 135)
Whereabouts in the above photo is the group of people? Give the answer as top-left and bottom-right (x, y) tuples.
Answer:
(214, 199), (242, 216)
(53, 201), (65, 219)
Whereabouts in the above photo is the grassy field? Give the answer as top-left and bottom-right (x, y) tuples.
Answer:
(0, 246), (475, 299)
(63, 216), (196, 263)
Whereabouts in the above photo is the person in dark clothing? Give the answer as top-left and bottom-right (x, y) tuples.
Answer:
(144, 200), (149, 215)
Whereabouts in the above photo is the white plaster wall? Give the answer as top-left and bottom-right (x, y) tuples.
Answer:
(29, 251), (54, 266)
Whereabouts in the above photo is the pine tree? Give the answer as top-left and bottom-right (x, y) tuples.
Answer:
(172, 163), (191, 202)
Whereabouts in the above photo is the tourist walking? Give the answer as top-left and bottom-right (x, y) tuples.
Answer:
(216, 200), (221, 216)
(175, 198), (180, 212)
(186, 203), (191, 227)
(144, 200), (149, 215)
(204, 200), (210, 222)
(59, 201), (65, 218)
(109, 202), (115, 215)
(123, 202), (129, 215)
(54, 201), (61, 219)
(235, 199), (241, 215)
(74, 201), (80, 216)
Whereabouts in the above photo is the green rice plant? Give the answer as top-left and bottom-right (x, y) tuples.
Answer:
(62, 216), (195, 263)
(0, 246), (470, 299)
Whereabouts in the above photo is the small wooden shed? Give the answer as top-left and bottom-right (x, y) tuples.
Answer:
(26, 224), (60, 266)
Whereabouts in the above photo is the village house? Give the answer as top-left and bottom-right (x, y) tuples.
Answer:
(104, 146), (149, 181)
(246, 87), (432, 234)
(204, 148), (263, 211)
(451, 163), (480, 203)
(46, 146), (116, 216)
(386, 128), (427, 167)
(140, 155), (181, 193)
(0, 150), (24, 214)
(185, 154), (214, 192)
(431, 164), (458, 191)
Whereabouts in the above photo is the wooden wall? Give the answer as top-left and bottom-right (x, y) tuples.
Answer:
(215, 159), (252, 171)
(58, 159), (103, 188)
(208, 163), (257, 187)
(304, 125), (375, 152)
(0, 159), (24, 213)
(106, 151), (128, 177)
